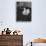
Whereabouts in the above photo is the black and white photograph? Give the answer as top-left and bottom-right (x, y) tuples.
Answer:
(16, 2), (32, 21)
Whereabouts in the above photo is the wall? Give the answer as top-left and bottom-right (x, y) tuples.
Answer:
(32, 0), (46, 39)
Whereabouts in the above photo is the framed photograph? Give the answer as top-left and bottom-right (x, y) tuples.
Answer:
(16, 2), (32, 22)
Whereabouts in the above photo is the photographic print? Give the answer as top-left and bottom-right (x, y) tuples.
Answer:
(16, 2), (32, 21)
